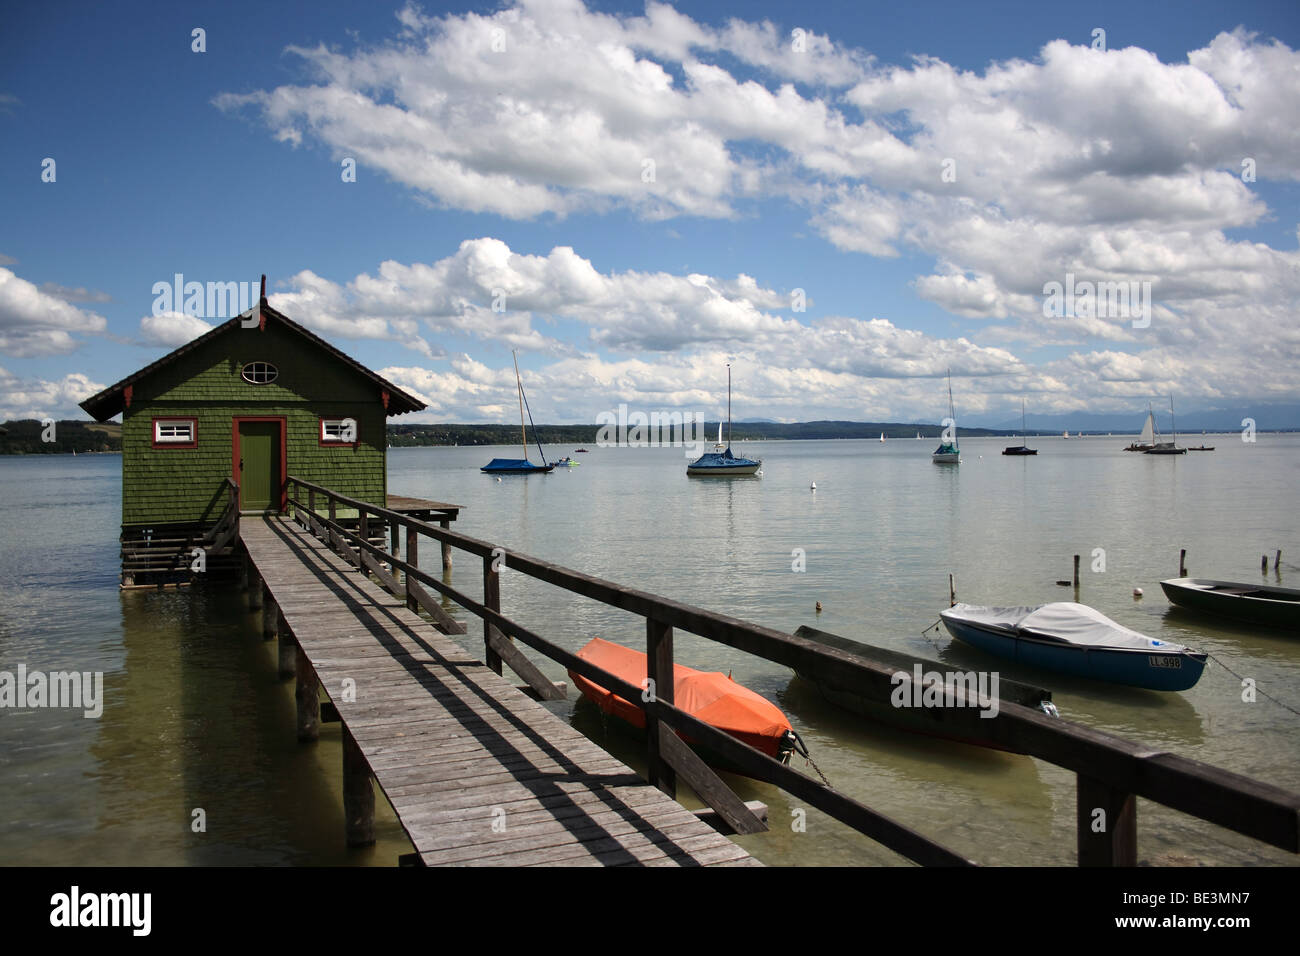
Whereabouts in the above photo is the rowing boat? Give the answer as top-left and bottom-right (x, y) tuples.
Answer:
(1160, 577), (1300, 630)
(569, 637), (798, 772)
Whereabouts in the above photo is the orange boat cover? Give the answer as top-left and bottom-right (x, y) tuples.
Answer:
(569, 637), (792, 757)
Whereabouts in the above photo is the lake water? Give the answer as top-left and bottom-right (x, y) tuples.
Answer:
(2, 435), (1297, 866)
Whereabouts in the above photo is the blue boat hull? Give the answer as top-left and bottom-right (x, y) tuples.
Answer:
(942, 619), (1206, 691)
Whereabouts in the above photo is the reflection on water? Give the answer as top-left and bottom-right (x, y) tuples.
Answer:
(2, 437), (1298, 866)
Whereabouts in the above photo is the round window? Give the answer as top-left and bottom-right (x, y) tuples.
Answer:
(241, 361), (278, 384)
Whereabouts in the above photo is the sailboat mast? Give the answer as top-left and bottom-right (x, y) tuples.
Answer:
(1021, 397), (1026, 439)
(1170, 394), (1177, 444)
(727, 363), (732, 448)
(512, 350), (527, 459)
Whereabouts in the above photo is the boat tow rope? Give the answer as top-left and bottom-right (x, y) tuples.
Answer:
(1205, 652), (1300, 718)
(788, 730), (833, 789)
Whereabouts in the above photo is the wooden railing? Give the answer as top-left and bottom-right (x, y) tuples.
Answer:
(282, 476), (1300, 867)
(202, 478), (240, 553)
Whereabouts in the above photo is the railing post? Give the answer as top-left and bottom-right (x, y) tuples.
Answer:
(390, 516), (400, 560)
(405, 526), (418, 612)
(483, 553), (503, 675)
(308, 486), (315, 519)
(440, 517), (453, 573)
(645, 618), (676, 798)
(359, 510), (369, 559)
(1077, 774), (1137, 866)
(329, 496), (337, 526)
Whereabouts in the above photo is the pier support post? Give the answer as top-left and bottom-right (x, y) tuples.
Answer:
(295, 646), (319, 741)
(440, 518), (453, 573)
(262, 594), (279, 641)
(645, 618), (676, 798)
(278, 613), (295, 679)
(249, 570), (263, 611)
(343, 726), (375, 847)
(1076, 775), (1136, 866)
(238, 552), (249, 590)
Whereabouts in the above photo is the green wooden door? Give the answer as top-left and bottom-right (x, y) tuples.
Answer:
(238, 421), (280, 512)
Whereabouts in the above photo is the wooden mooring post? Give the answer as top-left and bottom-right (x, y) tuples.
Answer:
(1179, 548), (1187, 577)
(1262, 555), (1269, 574)
(1073, 554), (1080, 588)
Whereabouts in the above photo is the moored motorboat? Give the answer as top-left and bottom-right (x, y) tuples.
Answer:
(1160, 577), (1300, 630)
(940, 602), (1207, 691)
(792, 625), (1056, 751)
(569, 637), (799, 772)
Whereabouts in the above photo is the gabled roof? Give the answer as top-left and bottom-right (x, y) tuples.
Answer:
(80, 299), (426, 421)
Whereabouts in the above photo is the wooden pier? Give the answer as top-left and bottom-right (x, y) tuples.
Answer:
(239, 515), (758, 866)
(226, 475), (1300, 868)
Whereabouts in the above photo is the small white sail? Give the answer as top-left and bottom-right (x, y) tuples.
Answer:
(1138, 413), (1155, 445)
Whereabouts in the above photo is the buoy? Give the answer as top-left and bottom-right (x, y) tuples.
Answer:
(496, 477), (502, 483)
(810, 481), (816, 490)
(756, 469), (764, 476)
(815, 601), (822, 613)
(1133, 587), (1143, 597)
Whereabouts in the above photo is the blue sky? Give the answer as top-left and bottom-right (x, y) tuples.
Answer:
(2, 0), (1298, 425)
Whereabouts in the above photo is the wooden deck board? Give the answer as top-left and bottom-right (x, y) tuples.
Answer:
(240, 515), (756, 868)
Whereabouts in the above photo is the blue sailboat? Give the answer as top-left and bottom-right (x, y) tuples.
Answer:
(688, 364), (761, 476)
(482, 351), (554, 475)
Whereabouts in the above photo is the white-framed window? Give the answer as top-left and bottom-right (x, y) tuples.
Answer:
(154, 418), (196, 445)
(241, 361), (278, 384)
(320, 418), (358, 443)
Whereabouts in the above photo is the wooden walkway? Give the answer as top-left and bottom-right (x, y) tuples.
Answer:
(240, 516), (758, 867)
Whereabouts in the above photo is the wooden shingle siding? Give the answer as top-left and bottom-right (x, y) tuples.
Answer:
(120, 321), (390, 528)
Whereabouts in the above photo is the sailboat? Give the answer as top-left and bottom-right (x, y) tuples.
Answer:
(1124, 404), (1156, 451)
(713, 422), (725, 451)
(688, 365), (762, 476)
(1144, 395), (1186, 455)
(1002, 399), (1037, 455)
(1063, 430), (1070, 439)
(932, 370), (960, 464)
(915, 431), (921, 440)
(880, 432), (885, 443)
(481, 351), (555, 474)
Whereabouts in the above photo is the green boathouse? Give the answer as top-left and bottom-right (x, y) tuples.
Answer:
(80, 289), (426, 585)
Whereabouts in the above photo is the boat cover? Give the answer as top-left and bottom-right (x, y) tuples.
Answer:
(943, 602), (1190, 653)
(571, 638), (791, 755)
(482, 457), (546, 471)
(688, 448), (760, 468)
